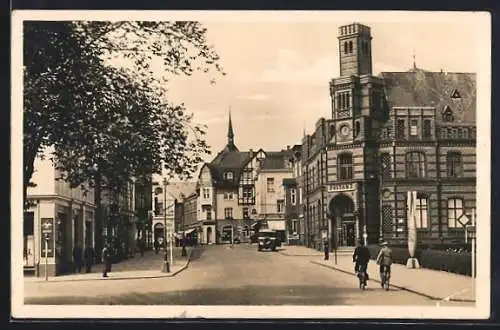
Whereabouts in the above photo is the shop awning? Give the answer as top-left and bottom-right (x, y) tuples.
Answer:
(267, 220), (285, 231)
(184, 228), (196, 234)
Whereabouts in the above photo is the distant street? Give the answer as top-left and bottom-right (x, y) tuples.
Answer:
(25, 244), (472, 306)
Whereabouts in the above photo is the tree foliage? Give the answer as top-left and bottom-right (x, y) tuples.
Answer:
(23, 20), (224, 206)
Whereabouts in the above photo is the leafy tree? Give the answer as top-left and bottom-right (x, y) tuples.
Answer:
(24, 21), (224, 250)
(24, 20), (223, 201)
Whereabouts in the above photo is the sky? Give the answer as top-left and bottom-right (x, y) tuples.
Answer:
(159, 16), (483, 162)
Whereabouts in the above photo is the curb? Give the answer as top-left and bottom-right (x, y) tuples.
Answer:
(28, 249), (195, 283)
(310, 260), (475, 303)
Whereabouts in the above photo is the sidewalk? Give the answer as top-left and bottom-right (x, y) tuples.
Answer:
(280, 245), (476, 303)
(25, 247), (195, 283)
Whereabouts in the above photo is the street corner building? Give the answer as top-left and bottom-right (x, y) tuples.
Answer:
(300, 23), (476, 251)
(24, 146), (141, 277)
(177, 111), (296, 245)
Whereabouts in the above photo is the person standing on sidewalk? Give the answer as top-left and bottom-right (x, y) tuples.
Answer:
(323, 239), (330, 260)
(83, 245), (94, 273)
(154, 239), (160, 254)
(73, 244), (83, 273)
(101, 244), (111, 278)
(353, 239), (370, 279)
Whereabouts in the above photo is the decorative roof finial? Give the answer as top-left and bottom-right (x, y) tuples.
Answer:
(413, 49), (417, 70)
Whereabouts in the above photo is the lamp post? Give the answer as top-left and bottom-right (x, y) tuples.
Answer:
(162, 178), (170, 273)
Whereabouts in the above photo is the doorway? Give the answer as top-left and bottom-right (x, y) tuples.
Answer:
(207, 226), (212, 244)
(328, 194), (356, 248)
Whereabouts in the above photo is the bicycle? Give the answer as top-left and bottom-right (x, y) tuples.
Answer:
(357, 264), (368, 290)
(380, 265), (390, 291)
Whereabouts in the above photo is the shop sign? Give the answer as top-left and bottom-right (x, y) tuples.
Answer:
(328, 183), (355, 192)
(40, 218), (54, 258)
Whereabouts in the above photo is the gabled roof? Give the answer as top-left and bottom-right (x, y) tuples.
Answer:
(379, 70), (476, 124)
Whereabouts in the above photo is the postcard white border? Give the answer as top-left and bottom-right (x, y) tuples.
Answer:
(11, 10), (491, 320)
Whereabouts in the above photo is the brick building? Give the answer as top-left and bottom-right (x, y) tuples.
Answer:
(302, 22), (476, 250)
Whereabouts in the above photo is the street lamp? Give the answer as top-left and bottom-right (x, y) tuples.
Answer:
(162, 178), (170, 273)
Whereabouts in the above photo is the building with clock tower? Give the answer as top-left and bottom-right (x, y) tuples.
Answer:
(301, 23), (476, 251)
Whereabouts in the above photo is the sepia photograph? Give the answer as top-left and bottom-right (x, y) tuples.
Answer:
(11, 10), (490, 319)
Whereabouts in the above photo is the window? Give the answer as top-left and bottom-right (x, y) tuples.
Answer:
(348, 40), (353, 53)
(410, 119), (418, 137)
(338, 153), (353, 180)
(423, 120), (432, 139)
(406, 152), (426, 178)
(267, 178), (275, 192)
(336, 91), (351, 111)
(380, 152), (392, 179)
(451, 89), (461, 99)
(242, 187), (253, 199)
(442, 106), (454, 122)
(206, 209), (212, 220)
(447, 198), (464, 228)
(203, 188), (210, 199)
(344, 42), (348, 54)
(396, 119), (405, 138)
(447, 152), (463, 178)
(354, 121), (361, 137)
(415, 196), (428, 229)
(243, 207), (249, 219)
(291, 188), (297, 205)
(299, 187), (303, 204)
(277, 200), (285, 213)
(382, 205), (393, 233)
(224, 171), (233, 180)
(224, 207), (233, 219)
(291, 219), (298, 234)
(224, 192), (228, 200)
(317, 160), (321, 183)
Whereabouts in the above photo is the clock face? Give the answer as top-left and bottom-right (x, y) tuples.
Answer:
(339, 124), (350, 137)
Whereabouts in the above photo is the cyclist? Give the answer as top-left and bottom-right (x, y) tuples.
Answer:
(376, 241), (393, 288)
(352, 239), (370, 284)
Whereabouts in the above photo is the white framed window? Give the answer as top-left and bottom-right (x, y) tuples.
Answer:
(291, 188), (297, 205)
(410, 119), (418, 137)
(291, 219), (298, 234)
(203, 188), (210, 199)
(229, 192), (234, 200)
(448, 198), (464, 228)
(415, 197), (428, 229)
(267, 178), (275, 192)
(224, 171), (233, 180)
(224, 207), (233, 219)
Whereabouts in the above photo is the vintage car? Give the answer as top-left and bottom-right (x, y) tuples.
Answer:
(257, 229), (279, 252)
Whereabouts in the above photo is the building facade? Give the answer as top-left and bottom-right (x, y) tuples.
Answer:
(301, 22), (476, 250)
(24, 146), (96, 276)
(254, 150), (294, 243)
(194, 112), (293, 244)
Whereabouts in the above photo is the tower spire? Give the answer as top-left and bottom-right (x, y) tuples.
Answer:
(227, 106), (234, 147)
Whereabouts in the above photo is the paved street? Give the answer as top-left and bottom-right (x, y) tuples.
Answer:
(24, 244), (472, 306)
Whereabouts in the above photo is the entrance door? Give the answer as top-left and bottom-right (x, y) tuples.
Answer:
(343, 222), (356, 246)
(207, 227), (212, 244)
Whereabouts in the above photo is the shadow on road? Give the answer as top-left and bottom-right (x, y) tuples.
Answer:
(24, 284), (405, 305)
(188, 247), (205, 262)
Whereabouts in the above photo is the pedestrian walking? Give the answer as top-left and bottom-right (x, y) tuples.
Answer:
(154, 239), (160, 254)
(83, 245), (95, 273)
(101, 244), (111, 278)
(323, 240), (330, 261)
(72, 244), (83, 273)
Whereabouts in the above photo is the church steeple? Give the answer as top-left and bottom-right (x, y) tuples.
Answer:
(227, 108), (235, 148)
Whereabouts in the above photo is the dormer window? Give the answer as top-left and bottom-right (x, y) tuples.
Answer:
(442, 105), (454, 122)
(451, 89), (461, 99)
(224, 171), (233, 180)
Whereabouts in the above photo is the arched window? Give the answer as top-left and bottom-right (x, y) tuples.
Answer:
(349, 40), (353, 53)
(405, 152), (426, 178)
(380, 152), (392, 179)
(442, 105), (454, 122)
(446, 152), (463, 178)
(337, 153), (353, 180)
(354, 121), (361, 137)
(344, 42), (348, 54)
(447, 198), (464, 228)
